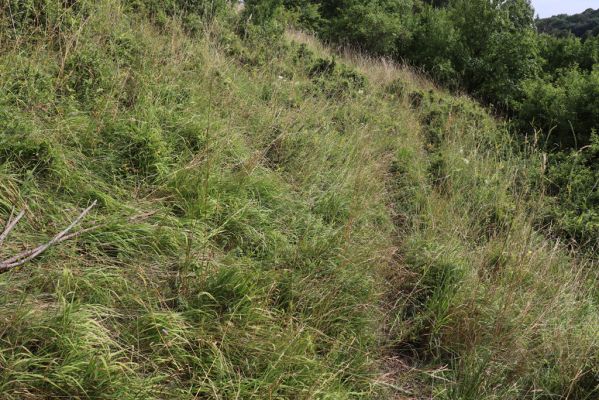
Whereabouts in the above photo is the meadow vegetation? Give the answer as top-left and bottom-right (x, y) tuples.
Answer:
(0, 1), (597, 399)
(262, 0), (599, 249)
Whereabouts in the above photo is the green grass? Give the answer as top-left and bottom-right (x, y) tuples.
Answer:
(0, 2), (597, 399)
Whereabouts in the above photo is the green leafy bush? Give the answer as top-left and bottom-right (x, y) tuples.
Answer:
(544, 135), (599, 248)
(63, 46), (112, 105)
(518, 68), (599, 148)
(0, 0), (93, 38)
(307, 56), (366, 98)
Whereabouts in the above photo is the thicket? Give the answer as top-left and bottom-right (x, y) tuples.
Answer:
(250, 0), (599, 249)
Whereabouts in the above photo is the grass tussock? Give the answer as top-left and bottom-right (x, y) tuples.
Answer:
(0, 2), (597, 399)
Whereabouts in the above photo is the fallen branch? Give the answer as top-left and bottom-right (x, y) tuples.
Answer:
(0, 201), (97, 274)
(0, 210), (25, 248)
(0, 205), (159, 274)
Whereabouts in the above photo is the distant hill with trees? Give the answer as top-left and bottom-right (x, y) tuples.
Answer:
(536, 8), (599, 37)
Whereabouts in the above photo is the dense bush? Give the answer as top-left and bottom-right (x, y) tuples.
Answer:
(538, 34), (599, 73)
(544, 135), (599, 248)
(446, 0), (540, 107)
(403, 6), (459, 88)
(124, 0), (229, 18)
(518, 68), (599, 149)
(325, 0), (414, 55)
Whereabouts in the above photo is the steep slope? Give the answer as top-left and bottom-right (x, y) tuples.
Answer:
(0, 3), (404, 398)
(305, 32), (598, 398)
(0, 2), (597, 399)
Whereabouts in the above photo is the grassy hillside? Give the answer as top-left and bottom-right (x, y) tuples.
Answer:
(0, 2), (597, 399)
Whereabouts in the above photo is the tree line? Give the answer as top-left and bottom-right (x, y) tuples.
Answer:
(537, 8), (599, 38)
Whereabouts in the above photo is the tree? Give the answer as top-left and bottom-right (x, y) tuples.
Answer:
(325, 0), (414, 55)
(449, 0), (540, 107)
(403, 5), (459, 87)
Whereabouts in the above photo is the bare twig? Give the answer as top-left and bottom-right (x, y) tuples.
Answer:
(0, 224), (97, 266)
(0, 205), (159, 274)
(52, 209), (158, 243)
(128, 210), (158, 223)
(0, 210), (25, 248)
(0, 201), (97, 273)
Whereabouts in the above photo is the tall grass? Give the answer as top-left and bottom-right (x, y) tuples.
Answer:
(0, 2), (396, 398)
(0, 1), (597, 399)
(287, 25), (598, 400)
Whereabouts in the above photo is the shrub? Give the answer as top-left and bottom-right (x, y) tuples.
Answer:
(124, 0), (228, 19)
(307, 56), (366, 98)
(0, 0), (93, 38)
(63, 46), (112, 105)
(543, 134), (599, 248)
(518, 68), (599, 148)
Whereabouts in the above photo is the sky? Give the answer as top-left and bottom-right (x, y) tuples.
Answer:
(531, 0), (599, 18)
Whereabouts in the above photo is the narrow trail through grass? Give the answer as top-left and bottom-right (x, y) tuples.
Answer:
(287, 29), (599, 399)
